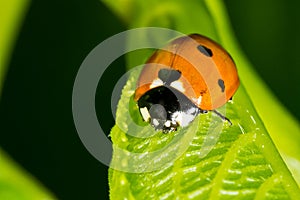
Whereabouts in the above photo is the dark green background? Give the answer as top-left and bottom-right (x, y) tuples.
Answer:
(0, 0), (299, 199)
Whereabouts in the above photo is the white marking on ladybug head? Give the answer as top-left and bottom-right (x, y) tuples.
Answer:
(152, 118), (159, 127)
(150, 78), (164, 89)
(140, 107), (151, 122)
(164, 120), (171, 128)
(171, 107), (199, 127)
(171, 111), (182, 126)
(170, 80), (185, 93)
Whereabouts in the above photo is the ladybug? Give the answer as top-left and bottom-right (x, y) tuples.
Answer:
(134, 34), (239, 132)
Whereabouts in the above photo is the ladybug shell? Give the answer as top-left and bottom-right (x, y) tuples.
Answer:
(134, 34), (239, 110)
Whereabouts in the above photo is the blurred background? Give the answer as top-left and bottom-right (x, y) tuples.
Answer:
(0, 0), (299, 199)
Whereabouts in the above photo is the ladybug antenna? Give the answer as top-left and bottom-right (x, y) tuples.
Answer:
(213, 110), (232, 125)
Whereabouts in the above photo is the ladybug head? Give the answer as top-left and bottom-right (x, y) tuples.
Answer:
(137, 86), (200, 132)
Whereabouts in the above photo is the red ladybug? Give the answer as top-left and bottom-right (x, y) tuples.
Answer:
(134, 34), (239, 132)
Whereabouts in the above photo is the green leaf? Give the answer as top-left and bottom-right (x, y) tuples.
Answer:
(0, 1), (56, 199)
(103, 0), (300, 199)
(0, 149), (56, 200)
(0, 0), (29, 96)
(203, 1), (300, 184)
(109, 67), (299, 199)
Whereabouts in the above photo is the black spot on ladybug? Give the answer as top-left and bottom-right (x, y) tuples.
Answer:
(218, 79), (225, 92)
(197, 45), (213, 57)
(158, 69), (181, 85)
(200, 89), (207, 95)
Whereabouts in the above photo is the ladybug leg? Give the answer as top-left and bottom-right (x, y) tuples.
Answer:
(212, 110), (232, 125)
(199, 110), (208, 114)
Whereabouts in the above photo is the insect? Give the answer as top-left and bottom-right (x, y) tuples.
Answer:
(134, 34), (240, 132)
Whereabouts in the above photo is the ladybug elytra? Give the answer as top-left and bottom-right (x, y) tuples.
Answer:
(134, 34), (239, 132)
